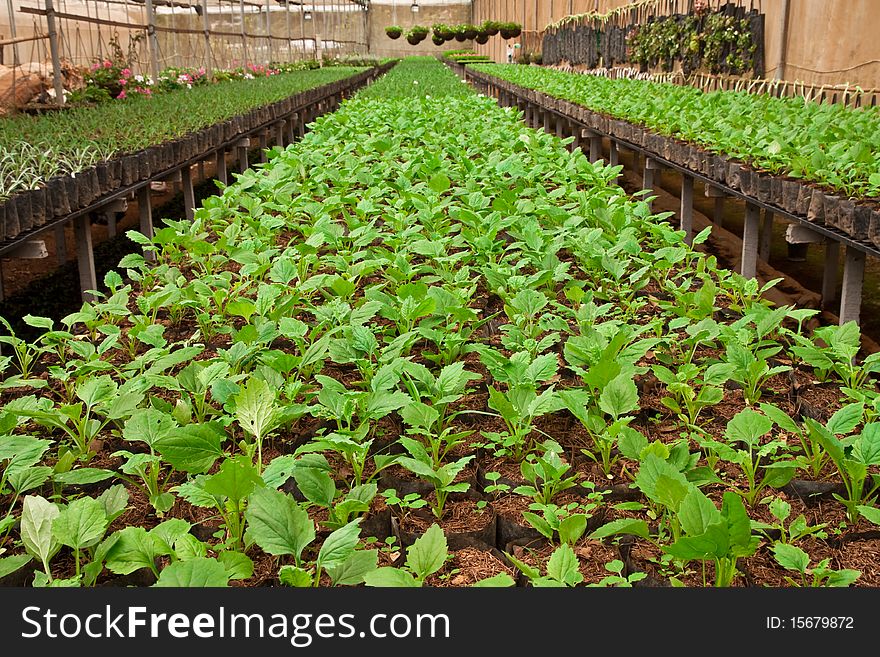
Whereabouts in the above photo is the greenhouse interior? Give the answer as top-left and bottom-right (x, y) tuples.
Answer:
(0, 0), (879, 591)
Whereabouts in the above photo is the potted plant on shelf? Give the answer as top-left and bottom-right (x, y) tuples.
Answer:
(385, 25), (403, 39)
(407, 25), (429, 45)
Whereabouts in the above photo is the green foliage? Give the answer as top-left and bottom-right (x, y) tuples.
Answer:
(474, 63), (880, 198)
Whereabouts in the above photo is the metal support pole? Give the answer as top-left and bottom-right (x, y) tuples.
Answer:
(144, 0), (161, 81)
(839, 246), (865, 326)
(137, 186), (156, 263)
(741, 202), (761, 280)
(680, 174), (694, 246)
(759, 209), (774, 262)
(821, 241), (840, 310)
(45, 0), (65, 106)
(181, 165), (195, 221)
(73, 215), (97, 302)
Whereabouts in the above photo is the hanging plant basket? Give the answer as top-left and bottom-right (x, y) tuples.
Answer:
(482, 21), (500, 36)
(385, 26), (403, 39)
(432, 34), (445, 46)
(475, 33), (490, 44)
(463, 25), (479, 40)
(500, 23), (522, 39)
(406, 26), (428, 45)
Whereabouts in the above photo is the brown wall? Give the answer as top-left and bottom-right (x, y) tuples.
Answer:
(367, 3), (474, 58)
(472, 0), (880, 89)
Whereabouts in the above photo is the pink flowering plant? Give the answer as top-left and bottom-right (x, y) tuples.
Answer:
(77, 33), (148, 100)
(231, 63), (281, 80)
(155, 66), (210, 92)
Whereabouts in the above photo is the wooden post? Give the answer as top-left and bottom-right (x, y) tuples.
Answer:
(706, 185), (725, 229)
(741, 202), (761, 279)
(54, 223), (67, 264)
(275, 121), (285, 148)
(137, 186), (155, 263)
(106, 211), (117, 238)
(589, 133), (602, 164)
(643, 157), (658, 211)
(144, 0), (161, 81)
(680, 174), (694, 246)
(5, 0), (19, 66)
(239, 0), (249, 65)
(839, 246), (865, 325)
(73, 215), (97, 302)
(215, 149), (227, 185)
(759, 209), (774, 262)
(258, 131), (269, 163)
(202, 0), (212, 76)
(181, 165), (195, 220)
(44, 0), (65, 106)
(237, 138), (250, 172)
(821, 241), (840, 310)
